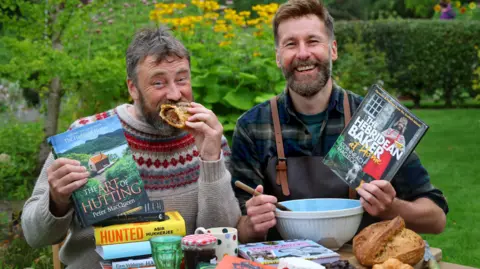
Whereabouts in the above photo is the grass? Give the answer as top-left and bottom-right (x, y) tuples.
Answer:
(414, 109), (480, 267)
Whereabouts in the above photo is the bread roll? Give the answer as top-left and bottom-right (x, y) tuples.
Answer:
(353, 216), (425, 266)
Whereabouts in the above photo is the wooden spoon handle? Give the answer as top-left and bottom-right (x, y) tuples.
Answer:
(234, 181), (291, 211)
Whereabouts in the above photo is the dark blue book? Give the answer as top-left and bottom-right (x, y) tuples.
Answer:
(48, 115), (149, 227)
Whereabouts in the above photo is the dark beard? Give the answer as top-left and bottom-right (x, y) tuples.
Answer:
(138, 92), (182, 136)
(282, 57), (331, 98)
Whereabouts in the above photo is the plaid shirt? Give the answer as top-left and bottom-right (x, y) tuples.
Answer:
(230, 84), (449, 215)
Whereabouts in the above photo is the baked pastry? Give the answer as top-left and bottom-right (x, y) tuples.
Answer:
(372, 258), (414, 269)
(159, 102), (191, 129)
(352, 216), (425, 266)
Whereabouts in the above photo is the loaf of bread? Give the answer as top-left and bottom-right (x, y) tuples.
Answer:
(352, 216), (425, 266)
(372, 258), (414, 269)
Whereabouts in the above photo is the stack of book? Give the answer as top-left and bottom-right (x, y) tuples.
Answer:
(94, 201), (186, 269)
(47, 115), (187, 269)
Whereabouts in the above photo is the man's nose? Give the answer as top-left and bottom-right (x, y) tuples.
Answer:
(296, 42), (310, 60)
(166, 84), (182, 101)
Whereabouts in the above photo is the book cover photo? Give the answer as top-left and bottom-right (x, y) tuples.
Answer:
(238, 239), (340, 265)
(323, 84), (429, 189)
(48, 115), (149, 227)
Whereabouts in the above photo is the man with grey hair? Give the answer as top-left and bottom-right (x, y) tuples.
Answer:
(22, 27), (241, 268)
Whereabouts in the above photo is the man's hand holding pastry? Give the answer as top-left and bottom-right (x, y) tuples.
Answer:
(159, 102), (223, 161)
(185, 102), (223, 161)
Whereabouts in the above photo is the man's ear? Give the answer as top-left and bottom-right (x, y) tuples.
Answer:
(331, 40), (338, 61)
(127, 78), (139, 101)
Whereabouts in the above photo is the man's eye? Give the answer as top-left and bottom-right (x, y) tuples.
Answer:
(285, 42), (295, 47)
(153, 81), (164, 87)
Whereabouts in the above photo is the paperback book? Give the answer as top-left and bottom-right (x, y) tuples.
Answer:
(323, 84), (429, 189)
(48, 115), (149, 227)
(94, 211), (186, 246)
(238, 239), (340, 265)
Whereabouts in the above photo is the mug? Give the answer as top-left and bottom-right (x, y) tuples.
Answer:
(195, 227), (238, 262)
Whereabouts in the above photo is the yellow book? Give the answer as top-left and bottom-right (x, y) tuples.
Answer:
(94, 211), (186, 246)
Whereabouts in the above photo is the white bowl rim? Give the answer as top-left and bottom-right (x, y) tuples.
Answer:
(275, 198), (364, 219)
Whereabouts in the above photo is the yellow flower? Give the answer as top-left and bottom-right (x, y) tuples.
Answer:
(219, 41), (231, 47)
(239, 11), (251, 17)
(434, 4), (441, 12)
(253, 51), (261, 57)
(149, 10), (158, 21)
(247, 19), (261, 26)
(253, 31), (263, 37)
(469, 2), (476, 9)
(224, 33), (235, 39)
(455, 1), (462, 8)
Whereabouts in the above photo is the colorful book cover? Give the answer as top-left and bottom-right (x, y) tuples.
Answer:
(216, 255), (276, 269)
(94, 211), (186, 246)
(48, 115), (149, 227)
(323, 84), (429, 189)
(238, 239), (340, 265)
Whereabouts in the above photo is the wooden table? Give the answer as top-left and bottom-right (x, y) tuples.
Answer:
(337, 245), (477, 269)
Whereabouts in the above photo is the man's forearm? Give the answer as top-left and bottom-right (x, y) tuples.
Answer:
(386, 197), (446, 234)
(237, 216), (268, 243)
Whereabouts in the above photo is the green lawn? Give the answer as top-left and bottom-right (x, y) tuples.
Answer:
(414, 109), (480, 268)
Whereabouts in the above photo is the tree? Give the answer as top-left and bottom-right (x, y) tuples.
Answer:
(0, 0), (151, 173)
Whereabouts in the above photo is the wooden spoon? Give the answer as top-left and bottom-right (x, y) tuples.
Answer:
(234, 181), (292, 211)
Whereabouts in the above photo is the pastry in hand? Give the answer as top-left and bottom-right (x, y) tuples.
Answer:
(159, 102), (191, 129)
(353, 216), (425, 266)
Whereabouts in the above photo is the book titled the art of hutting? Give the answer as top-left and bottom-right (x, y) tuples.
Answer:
(323, 84), (429, 189)
(48, 115), (149, 227)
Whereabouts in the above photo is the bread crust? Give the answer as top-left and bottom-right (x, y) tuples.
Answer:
(353, 216), (425, 266)
(159, 102), (191, 129)
(372, 258), (414, 269)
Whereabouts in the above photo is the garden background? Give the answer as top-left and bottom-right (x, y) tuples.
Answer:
(0, 0), (479, 268)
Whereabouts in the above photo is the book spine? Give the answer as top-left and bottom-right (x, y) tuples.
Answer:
(94, 213), (185, 245)
(112, 257), (154, 269)
(95, 212), (166, 226)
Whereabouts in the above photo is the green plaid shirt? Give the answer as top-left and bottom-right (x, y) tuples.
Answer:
(230, 84), (449, 215)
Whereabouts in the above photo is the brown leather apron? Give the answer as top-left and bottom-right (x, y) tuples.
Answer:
(264, 91), (378, 240)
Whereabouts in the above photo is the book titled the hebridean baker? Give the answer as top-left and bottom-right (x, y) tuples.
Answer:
(323, 84), (429, 189)
(48, 115), (149, 227)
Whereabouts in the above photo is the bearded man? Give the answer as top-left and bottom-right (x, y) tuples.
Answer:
(231, 0), (448, 243)
(22, 27), (241, 268)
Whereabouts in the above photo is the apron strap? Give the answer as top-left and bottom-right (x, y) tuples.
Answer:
(270, 97), (290, 196)
(269, 91), (357, 199)
(343, 91), (357, 200)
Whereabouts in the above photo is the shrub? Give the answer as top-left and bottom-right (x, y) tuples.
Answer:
(0, 120), (43, 200)
(335, 20), (480, 107)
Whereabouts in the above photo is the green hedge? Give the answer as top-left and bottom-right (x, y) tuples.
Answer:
(335, 20), (480, 107)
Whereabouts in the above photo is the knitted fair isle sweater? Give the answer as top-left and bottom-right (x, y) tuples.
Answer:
(21, 104), (241, 269)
